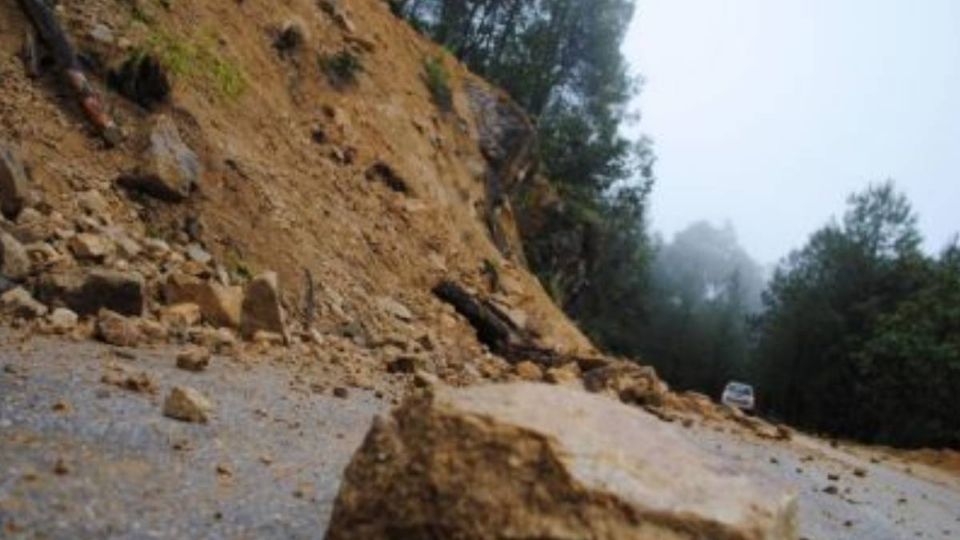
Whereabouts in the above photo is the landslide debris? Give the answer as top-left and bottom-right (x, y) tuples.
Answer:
(328, 383), (798, 540)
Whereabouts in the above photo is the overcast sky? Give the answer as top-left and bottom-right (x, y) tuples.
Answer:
(622, 0), (960, 264)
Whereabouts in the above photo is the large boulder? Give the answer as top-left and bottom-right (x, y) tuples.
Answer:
(240, 272), (286, 340)
(163, 273), (242, 328)
(37, 268), (146, 316)
(0, 141), (30, 220)
(118, 115), (200, 202)
(327, 383), (797, 540)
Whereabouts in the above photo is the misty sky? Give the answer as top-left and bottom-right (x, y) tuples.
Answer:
(622, 0), (960, 264)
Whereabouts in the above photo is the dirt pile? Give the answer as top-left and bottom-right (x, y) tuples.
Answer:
(328, 383), (798, 540)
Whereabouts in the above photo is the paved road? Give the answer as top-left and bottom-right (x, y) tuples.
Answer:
(683, 423), (960, 540)
(1, 330), (959, 539)
(0, 331), (387, 539)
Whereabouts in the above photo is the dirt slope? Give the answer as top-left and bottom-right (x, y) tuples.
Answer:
(0, 0), (591, 380)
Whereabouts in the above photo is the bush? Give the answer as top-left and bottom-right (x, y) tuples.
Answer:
(320, 50), (363, 89)
(423, 56), (452, 111)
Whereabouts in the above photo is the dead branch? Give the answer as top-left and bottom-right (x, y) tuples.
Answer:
(17, 0), (121, 145)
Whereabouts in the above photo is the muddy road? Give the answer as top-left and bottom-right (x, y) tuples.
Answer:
(1, 331), (958, 539)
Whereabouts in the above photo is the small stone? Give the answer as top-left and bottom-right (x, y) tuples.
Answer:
(822, 485), (839, 495)
(185, 243), (212, 264)
(413, 370), (440, 388)
(0, 232), (31, 280)
(544, 364), (580, 385)
(77, 190), (109, 214)
(96, 309), (143, 347)
(376, 296), (413, 321)
(69, 233), (115, 261)
(514, 361), (543, 382)
(89, 23), (115, 44)
(333, 386), (349, 399)
(163, 386), (213, 423)
(0, 287), (48, 319)
(160, 302), (202, 329)
(53, 458), (69, 476)
(176, 347), (211, 372)
(853, 467), (867, 478)
(48, 308), (79, 333)
(827, 473), (840, 482)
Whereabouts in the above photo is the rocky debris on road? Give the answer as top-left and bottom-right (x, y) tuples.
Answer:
(119, 115), (200, 202)
(160, 302), (203, 330)
(328, 383), (798, 540)
(513, 360), (542, 381)
(101, 368), (156, 394)
(0, 141), (30, 220)
(163, 386), (213, 423)
(47, 307), (79, 333)
(37, 268), (146, 316)
(176, 347), (211, 372)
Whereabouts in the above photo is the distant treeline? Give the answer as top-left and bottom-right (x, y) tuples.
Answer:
(391, 1), (960, 449)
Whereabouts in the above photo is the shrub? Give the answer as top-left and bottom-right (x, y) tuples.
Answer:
(423, 56), (452, 111)
(320, 50), (363, 89)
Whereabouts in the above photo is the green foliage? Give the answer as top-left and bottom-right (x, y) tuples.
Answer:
(141, 30), (247, 99)
(320, 50), (364, 89)
(752, 182), (959, 448)
(423, 56), (453, 111)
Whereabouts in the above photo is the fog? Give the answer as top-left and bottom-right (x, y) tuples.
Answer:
(622, 0), (960, 264)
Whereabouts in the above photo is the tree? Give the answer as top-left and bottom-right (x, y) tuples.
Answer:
(752, 182), (959, 447)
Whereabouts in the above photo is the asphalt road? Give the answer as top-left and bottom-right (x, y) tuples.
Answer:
(1, 330), (959, 539)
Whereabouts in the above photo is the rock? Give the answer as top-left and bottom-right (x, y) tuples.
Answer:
(0, 232), (31, 280)
(545, 363), (581, 386)
(583, 362), (668, 407)
(37, 268), (145, 316)
(96, 309), (143, 347)
(514, 360), (543, 381)
(48, 308), (79, 333)
(413, 369), (440, 388)
(176, 347), (211, 372)
(853, 467), (868, 478)
(138, 318), (168, 342)
(164, 273), (242, 328)
(160, 302), (202, 329)
(89, 23), (114, 44)
(0, 142), (30, 220)
(241, 272), (286, 340)
(68, 233), (115, 261)
(143, 238), (171, 260)
(328, 384), (797, 539)
(77, 190), (109, 214)
(119, 115), (200, 202)
(0, 287), (48, 319)
(9, 208), (52, 243)
(376, 296), (413, 321)
(185, 243), (212, 265)
(163, 386), (212, 423)
(333, 386), (349, 399)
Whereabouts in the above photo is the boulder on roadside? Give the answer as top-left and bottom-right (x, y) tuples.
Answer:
(0, 287), (48, 319)
(37, 268), (146, 316)
(0, 232), (31, 280)
(118, 115), (200, 202)
(163, 273), (242, 328)
(0, 142), (30, 220)
(583, 362), (668, 407)
(240, 271), (286, 340)
(328, 383), (797, 540)
(162, 386), (212, 423)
